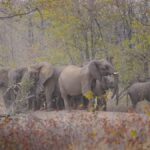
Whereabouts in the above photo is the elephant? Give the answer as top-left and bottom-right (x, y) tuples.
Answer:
(0, 67), (27, 109)
(2, 67), (39, 111)
(59, 59), (116, 110)
(3, 84), (21, 109)
(19, 62), (65, 111)
(2, 62), (65, 111)
(40, 65), (65, 110)
(8, 67), (28, 86)
(0, 67), (27, 92)
(127, 81), (150, 108)
(92, 74), (119, 111)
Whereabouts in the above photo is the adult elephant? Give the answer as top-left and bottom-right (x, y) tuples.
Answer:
(127, 81), (150, 108)
(59, 59), (116, 110)
(22, 62), (65, 110)
(39, 65), (65, 110)
(3, 84), (21, 109)
(0, 67), (27, 91)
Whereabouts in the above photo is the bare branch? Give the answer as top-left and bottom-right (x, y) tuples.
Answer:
(0, 8), (38, 20)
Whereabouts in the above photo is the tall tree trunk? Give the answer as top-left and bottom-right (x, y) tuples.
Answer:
(88, 0), (95, 59)
(83, 30), (90, 61)
(143, 60), (149, 79)
(28, 16), (34, 47)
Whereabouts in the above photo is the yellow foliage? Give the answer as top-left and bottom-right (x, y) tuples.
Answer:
(84, 90), (94, 100)
(130, 130), (137, 138)
(94, 96), (98, 109)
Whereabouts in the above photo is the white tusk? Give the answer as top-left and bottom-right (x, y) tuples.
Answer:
(113, 72), (119, 75)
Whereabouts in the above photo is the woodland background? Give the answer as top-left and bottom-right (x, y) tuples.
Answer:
(0, 0), (150, 85)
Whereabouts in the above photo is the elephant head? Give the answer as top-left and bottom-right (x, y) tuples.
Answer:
(8, 67), (28, 86)
(30, 62), (54, 89)
(102, 73), (119, 105)
(88, 59), (115, 81)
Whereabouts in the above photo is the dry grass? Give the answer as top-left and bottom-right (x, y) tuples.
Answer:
(0, 110), (149, 150)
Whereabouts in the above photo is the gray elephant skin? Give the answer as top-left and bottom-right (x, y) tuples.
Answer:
(41, 65), (65, 110)
(0, 67), (27, 109)
(0, 67), (27, 91)
(59, 59), (115, 110)
(8, 67), (27, 86)
(93, 75), (119, 110)
(3, 84), (21, 109)
(76, 75), (119, 111)
(17, 62), (65, 110)
(128, 81), (150, 108)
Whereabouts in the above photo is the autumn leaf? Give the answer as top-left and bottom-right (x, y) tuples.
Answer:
(84, 90), (94, 100)
(130, 130), (137, 138)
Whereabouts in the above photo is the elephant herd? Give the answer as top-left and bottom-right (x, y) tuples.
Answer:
(0, 59), (149, 114)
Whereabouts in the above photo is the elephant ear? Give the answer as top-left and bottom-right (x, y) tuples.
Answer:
(38, 62), (54, 86)
(88, 60), (102, 81)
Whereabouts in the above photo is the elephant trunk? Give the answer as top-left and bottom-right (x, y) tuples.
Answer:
(111, 72), (119, 105)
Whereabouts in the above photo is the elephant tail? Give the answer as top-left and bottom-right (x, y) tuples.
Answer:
(127, 93), (129, 107)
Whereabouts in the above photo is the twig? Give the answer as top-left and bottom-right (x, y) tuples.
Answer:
(0, 8), (38, 20)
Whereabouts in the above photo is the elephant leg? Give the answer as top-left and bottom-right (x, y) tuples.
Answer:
(131, 100), (137, 109)
(61, 93), (70, 110)
(129, 93), (137, 109)
(27, 95), (35, 110)
(82, 97), (89, 109)
(45, 88), (54, 110)
(56, 97), (62, 110)
(56, 96), (64, 110)
(34, 98), (41, 110)
(102, 99), (107, 111)
(97, 98), (106, 111)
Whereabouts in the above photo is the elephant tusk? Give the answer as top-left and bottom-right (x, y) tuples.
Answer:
(113, 72), (119, 75)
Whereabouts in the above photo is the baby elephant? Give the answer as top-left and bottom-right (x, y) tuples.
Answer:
(127, 81), (150, 108)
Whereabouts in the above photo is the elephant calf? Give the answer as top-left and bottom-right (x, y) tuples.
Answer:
(93, 75), (119, 111)
(128, 81), (150, 108)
